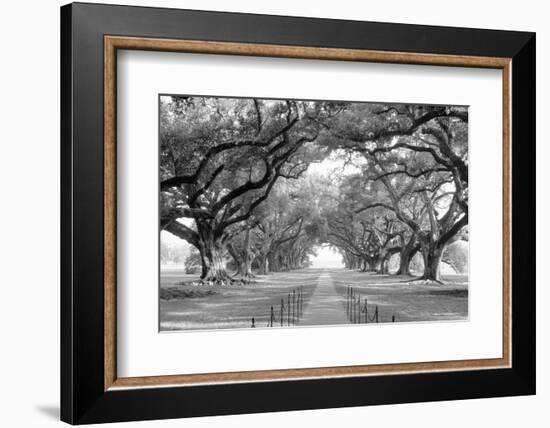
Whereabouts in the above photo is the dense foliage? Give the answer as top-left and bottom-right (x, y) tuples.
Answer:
(160, 96), (468, 284)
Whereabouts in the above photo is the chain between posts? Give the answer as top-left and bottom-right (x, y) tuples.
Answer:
(346, 285), (396, 324)
(253, 284), (397, 327)
(252, 286), (305, 328)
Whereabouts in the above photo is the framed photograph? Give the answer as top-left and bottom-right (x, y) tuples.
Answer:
(60, 2), (535, 424)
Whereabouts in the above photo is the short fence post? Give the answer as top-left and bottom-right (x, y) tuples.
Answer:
(357, 295), (361, 324)
(251, 317), (255, 328)
(348, 287), (351, 317)
(298, 287), (301, 316)
(375, 306), (379, 323)
(346, 285), (350, 318)
(287, 294), (291, 326)
(346, 285), (349, 317)
(292, 290), (296, 325)
(296, 287), (300, 319)
(280, 299), (284, 327)
(350, 288), (354, 321)
(270, 306), (274, 327)
(392, 314), (395, 323)
(300, 289), (302, 318)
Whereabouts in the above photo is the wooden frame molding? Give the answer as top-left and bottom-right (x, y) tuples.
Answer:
(104, 35), (512, 391)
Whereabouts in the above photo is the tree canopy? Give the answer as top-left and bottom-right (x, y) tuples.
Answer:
(160, 96), (468, 284)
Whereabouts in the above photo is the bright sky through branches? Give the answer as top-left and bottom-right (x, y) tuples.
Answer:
(310, 245), (344, 268)
(306, 150), (363, 178)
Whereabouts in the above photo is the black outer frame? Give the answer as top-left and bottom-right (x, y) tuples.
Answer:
(60, 2), (536, 424)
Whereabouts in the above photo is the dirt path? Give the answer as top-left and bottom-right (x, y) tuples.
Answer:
(298, 270), (349, 326)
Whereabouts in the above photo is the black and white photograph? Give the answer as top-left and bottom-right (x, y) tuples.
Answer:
(159, 95), (469, 331)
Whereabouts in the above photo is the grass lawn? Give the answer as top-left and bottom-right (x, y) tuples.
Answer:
(160, 268), (468, 331)
(332, 270), (468, 324)
(160, 269), (320, 331)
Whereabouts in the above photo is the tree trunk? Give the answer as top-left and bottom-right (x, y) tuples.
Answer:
(241, 227), (253, 279)
(201, 243), (232, 285)
(268, 252), (280, 272)
(257, 254), (268, 275)
(346, 254), (354, 270)
(397, 248), (412, 276)
(396, 236), (416, 276)
(368, 256), (380, 272)
(420, 243), (443, 282)
(200, 252), (208, 279)
(242, 255), (253, 278)
(227, 243), (254, 281)
(227, 244), (243, 276)
(197, 223), (232, 285)
(378, 253), (389, 274)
